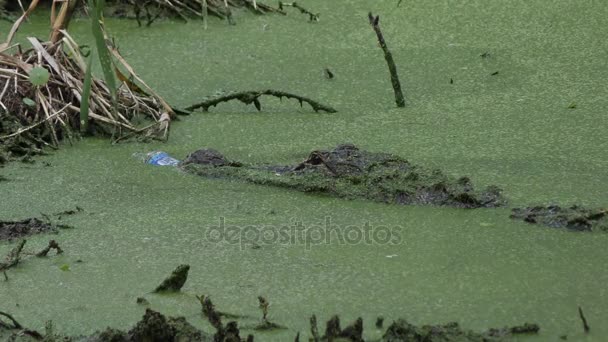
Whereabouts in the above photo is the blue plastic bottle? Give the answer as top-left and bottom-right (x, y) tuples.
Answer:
(144, 151), (180, 166)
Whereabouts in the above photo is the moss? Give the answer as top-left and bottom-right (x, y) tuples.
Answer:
(154, 264), (190, 292)
(0, 218), (57, 241)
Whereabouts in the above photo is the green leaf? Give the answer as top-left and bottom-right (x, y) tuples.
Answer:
(22, 97), (36, 107)
(28, 67), (50, 86)
(59, 264), (70, 272)
(80, 52), (94, 133)
(88, 0), (118, 115)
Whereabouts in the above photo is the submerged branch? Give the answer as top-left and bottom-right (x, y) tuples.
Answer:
(186, 89), (337, 113)
(35, 240), (63, 257)
(0, 311), (23, 330)
(368, 12), (405, 107)
(0, 239), (26, 277)
(578, 306), (590, 333)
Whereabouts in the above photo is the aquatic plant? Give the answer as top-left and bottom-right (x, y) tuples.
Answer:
(0, 0), (175, 163)
(253, 296), (286, 330)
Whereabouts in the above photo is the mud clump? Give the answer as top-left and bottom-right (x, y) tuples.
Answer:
(1, 309), (211, 341)
(1, 309), (540, 342)
(382, 319), (539, 341)
(510, 205), (608, 232)
(128, 309), (175, 341)
(181, 144), (505, 209)
(323, 315), (364, 341)
(0, 218), (56, 241)
(87, 309), (212, 342)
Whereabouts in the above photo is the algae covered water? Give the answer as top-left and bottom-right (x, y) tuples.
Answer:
(1, 0), (608, 340)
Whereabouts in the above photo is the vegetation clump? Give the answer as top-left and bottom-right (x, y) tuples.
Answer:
(0, 218), (56, 241)
(253, 296), (286, 331)
(0, 0), (176, 166)
(181, 144), (506, 208)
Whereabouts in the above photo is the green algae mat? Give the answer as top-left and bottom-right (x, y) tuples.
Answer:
(1, 0), (608, 341)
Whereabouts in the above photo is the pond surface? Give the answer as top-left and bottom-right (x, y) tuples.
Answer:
(1, 0), (608, 340)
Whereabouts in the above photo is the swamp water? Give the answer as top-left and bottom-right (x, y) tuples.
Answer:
(1, 0), (608, 340)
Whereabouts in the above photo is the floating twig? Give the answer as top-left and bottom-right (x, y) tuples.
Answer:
(279, 2), (319, 21)
(578, 306), (590, 333)
(0, 311), (23, 330)
(186, 89), (337, 113)
(0, 239), (26, 280)
(35, 240), (63, 257)
(0, 311), (42, 340)
(368, 12), (405, 107)
(153, 264), (190, 292)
